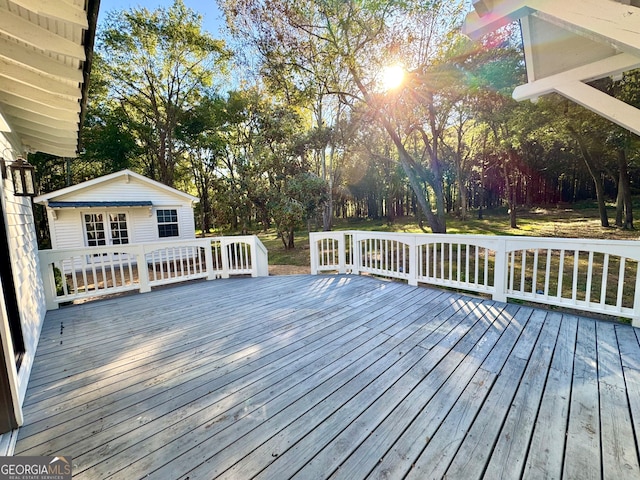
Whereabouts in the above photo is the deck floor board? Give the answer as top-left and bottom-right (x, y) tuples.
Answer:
(14, 275), (640, 479)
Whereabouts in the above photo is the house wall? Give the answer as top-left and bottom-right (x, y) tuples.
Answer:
(0, 133), (47, 449)
(48, 175), (196, 249)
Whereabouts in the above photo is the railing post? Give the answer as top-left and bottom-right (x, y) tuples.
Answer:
(338, 233), (347, 274)
(352, 231), (361, 276)
(250, 236), (258, 278)
(633, 261), (640, 328)
(40, 258), (59, 310)
(492, 237), (508, 302)
(309, 233), (318, 275)
(220, 238), (230, 279)
(408, 236), (418, 286)
(254, 236), (269, 276)
(137, 245), (151, 293)
(205, 239), (216, 280)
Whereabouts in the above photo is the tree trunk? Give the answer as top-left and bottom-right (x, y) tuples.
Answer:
(456, 172), (467, 220)
(569, 127), (609, 227)
(504, 151), (517, 229)
(348, 67), (445, 233)
(398, 149), (445, 232)
(594, 176), (609, 228)
(616, 178), (624, 227)
(231, 206), (238, 230)
(322, 132), (335, 232)
(617, 148), (634, 229)
(287, 228), (295, 249)
(201, 195), (211, 236)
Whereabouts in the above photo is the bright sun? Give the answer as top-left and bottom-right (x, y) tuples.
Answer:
(380, 64), (405, 91)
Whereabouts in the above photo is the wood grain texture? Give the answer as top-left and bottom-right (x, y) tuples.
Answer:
(13, 275), (640, 479)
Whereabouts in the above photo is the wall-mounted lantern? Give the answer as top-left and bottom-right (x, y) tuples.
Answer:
(1, 154), (36, 197)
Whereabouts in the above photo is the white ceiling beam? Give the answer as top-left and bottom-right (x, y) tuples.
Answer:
(513, 53), (640, 101)
(472, 0), (494, 17)
(0, 92), (80, 120)
(0, 58), (80, 97)
(533, 2), (640, 59)
(0, 109), (10, 132)
(465, 1), (640, 58)
(463, 0), (536, 39)
(519, 16), (537, 83)
(20, 138), (76, 157)
(0, 77), (80, 110)
(7, 118), (78, 139)
(10, 0), (88, 28)
(15, 126), (77, 145)
(19, 134), (76, 150)
(3, 110), (78, 131)
(555, 81), (640, 136)
(0, 9), (85, 60)
(0, 37), (84, 84)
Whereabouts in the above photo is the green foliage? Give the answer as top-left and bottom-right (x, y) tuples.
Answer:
(97, 0), (230, 186)
(222, 0), (472, 233)
(271, 196), (305, 249)
(286, 172), (329, 219)
(72, 0), (640, 246)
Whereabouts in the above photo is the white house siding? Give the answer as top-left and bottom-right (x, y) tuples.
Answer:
(128, 206), (195, 244)
(49, 205), (195, 248)
(0, 134), (46, 434)
(4, 181), (46, 404)
(47, 207), (84, 250)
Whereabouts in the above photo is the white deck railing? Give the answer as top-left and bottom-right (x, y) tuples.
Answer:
(310, 231), (640, 327)
(40, 235), (269, 309)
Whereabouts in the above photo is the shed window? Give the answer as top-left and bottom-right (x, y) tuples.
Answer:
(157, 209), (179, 237)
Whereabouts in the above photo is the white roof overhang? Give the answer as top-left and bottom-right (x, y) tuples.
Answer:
(0, 0), (99, 157)
(464, 0), (640, 136)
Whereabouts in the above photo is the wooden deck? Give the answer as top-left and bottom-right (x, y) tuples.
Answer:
(14, 274), (640, 479)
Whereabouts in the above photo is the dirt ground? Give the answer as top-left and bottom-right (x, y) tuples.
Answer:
(268, 264), (311, 275)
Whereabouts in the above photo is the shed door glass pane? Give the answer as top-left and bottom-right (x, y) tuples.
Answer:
(84, 213), (106, 246)
(109, 213), (129, 245)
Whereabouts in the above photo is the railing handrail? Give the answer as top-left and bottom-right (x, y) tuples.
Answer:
(313, 229), (640, 248)
(309, 230), (640, 327)
(40, 235), (269, 309)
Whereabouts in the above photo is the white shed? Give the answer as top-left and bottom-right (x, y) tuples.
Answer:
(34, 169), (199, 250)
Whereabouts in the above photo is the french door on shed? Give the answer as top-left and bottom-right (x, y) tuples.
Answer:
(83, 212), (130, 247)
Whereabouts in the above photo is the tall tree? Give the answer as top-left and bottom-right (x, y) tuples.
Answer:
(463, 26), (529, 228)
(222, 0), (468, 233)
(562, 101), (614, 228)
(177, 94), (230, 234)
(80, 54), (139, 175)
(99, 0), (230, 186)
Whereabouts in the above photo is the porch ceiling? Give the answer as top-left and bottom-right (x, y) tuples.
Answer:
(464, 0), (640, 136)
(0, 0), (99, 157)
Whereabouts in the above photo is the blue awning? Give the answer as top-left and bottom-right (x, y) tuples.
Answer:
(48, 201), (153, 208)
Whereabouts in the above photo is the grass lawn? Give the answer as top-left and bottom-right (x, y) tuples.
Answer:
(253, 203), (640, 267)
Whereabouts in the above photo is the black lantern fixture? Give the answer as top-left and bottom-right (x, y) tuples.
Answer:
(1, 152), (36, 197)
(10, 157), (36, 197)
